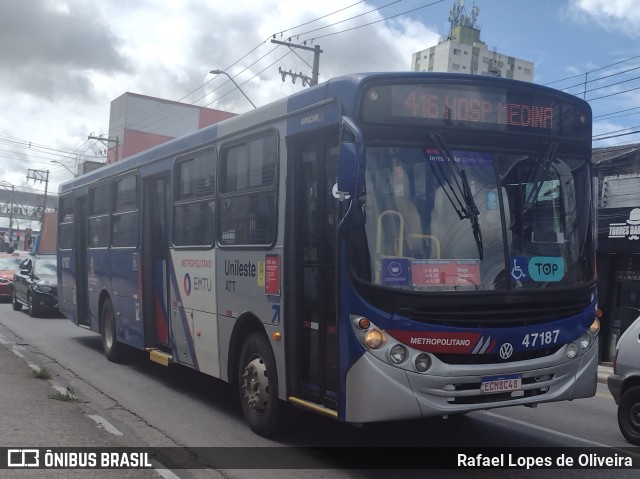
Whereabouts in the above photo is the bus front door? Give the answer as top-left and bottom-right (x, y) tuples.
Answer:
(289, 132), (339, 411)
(141, 175), (171, 350)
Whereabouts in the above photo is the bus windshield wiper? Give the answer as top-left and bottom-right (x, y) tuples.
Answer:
(523, 142), (558, 212)
(427, 132), (483, 259)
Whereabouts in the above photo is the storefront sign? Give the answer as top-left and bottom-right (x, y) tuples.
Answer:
(599, 207), (640, 253)
(608, 208), (640, 241)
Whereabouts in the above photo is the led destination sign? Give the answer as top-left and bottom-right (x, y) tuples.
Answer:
(361, 83), (590, 137)
(399, 90), (552, 129)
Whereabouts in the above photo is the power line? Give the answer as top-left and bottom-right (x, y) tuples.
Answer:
(203, 50), (295, 109)
(18, 2), (640, 163)
(589, 84), (640, 102)
(308, 0), (446, 41)
(95, 1), (450, 145)
(594, 106), (640, 121)
(283, 0), (404, 39)
(544, 54), (640, 86)
(0, 134), (86, 158)
(556, 65), (640, 93)
(593, 129), (640, 141)
(275, 1), (366, 36)
(127, 2), (373, 132)
(594, 124), (640, 139)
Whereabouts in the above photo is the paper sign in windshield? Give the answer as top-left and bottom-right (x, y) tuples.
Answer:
(412, 259), (480, 287)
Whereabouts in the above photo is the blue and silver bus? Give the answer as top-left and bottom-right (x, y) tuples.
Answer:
(57, 72), (599, 437)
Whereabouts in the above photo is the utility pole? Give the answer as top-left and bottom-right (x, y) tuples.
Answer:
(26, 169), (49, 225)
(88, 134), (120, 163)
(9, 184), (14, 246)
(271, 38), (322, 87)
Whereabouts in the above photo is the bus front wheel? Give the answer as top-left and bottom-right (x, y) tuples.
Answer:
(101, 299), (126, 363)
(238, 332), (281, 437)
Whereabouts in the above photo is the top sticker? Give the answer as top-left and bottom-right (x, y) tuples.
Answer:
(528, 257), (564, 282)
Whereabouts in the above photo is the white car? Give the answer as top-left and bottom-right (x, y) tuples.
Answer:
(608, 313), (640, 445)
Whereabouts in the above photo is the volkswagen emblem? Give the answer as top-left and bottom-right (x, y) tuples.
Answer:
(499, 342), (514, 360)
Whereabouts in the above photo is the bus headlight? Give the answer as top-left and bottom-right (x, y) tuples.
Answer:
(566, 342), (579, 359)
(579, 333), (591, 349)
(415, 353), (432, 372)
(389, 344), (407, 364)
(364, 329), (386, 349)
(589, 318), (600, 335)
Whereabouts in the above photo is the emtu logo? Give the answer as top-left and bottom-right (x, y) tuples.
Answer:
(184, 273), (192, 296)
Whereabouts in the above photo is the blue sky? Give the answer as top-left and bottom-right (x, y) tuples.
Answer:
(0, 0), (638, 195)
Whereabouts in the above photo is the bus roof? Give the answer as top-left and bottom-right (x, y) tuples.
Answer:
(59, 72), (589, 194)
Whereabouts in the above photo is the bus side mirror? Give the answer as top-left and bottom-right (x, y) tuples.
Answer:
(336, 142), (364, 201)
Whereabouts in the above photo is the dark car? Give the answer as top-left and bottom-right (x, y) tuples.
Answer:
(12, 255), (59, 317)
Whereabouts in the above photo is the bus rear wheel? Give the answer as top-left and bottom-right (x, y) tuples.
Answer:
(101, 298), (127, 363)
(238, 332), (281, 437)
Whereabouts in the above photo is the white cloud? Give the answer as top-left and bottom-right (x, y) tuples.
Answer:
(0, 0), (441, 193)
(568, 0), (640, 36)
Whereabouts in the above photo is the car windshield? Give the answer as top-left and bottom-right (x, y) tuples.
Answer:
(353, 146), (594, 292)
(0, 257), (24, 270)
(35, 258), (57, 274)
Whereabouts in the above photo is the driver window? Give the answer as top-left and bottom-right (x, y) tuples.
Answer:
(365, 149), (437, 261)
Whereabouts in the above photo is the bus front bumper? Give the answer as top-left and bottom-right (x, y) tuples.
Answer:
(344, 342), (598, 424)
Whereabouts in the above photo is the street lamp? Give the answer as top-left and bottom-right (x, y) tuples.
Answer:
(50, 160), (75, 176)
(209, 69), (257, 109)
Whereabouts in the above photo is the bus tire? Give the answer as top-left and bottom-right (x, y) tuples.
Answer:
(618, 385), (640, 445)
(238, 331), (281, 437)
(101, 299), (126, 363)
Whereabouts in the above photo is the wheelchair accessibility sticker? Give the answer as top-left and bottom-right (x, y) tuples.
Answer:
(510, 257), (529, 282)
(510, 256), (564, 283)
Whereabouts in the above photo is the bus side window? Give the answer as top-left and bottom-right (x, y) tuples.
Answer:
(219, 131), (278, 246)
(173, 150), (216, 248)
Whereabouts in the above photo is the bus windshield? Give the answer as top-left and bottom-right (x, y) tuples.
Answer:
(357, 145), (593, 291)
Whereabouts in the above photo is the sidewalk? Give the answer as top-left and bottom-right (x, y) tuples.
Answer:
(0, 338), (165, 478)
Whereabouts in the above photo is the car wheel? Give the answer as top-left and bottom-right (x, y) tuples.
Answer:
(237, 331), (282, 437)
(618, 385), (640, 446)
(101, 298), (127, 362)
(12, 291), (22, 311)
(27, 294), (39, 318)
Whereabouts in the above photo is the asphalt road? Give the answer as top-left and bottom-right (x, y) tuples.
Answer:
(0, 304), (638, 479)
